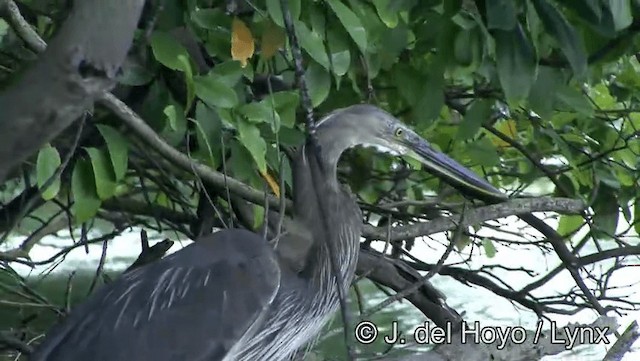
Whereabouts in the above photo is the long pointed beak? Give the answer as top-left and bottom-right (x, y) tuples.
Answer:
(408, 139), (506, 203)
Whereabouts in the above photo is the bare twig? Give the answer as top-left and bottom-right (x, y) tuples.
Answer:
(364, 204), (467, 317)
(87, 238), (109, 295)
(0, 0), (46, 52)
(0, 330), (33, 355)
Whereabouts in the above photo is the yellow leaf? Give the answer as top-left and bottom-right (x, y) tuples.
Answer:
(261, 21), (285, 59)
(231, 17), (255, 67)
(491, 119), (517, 148)
(259, 169), (280, 198)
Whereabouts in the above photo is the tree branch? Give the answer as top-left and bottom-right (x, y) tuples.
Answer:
(357, 249), (463, 330)
(362, 197), (584, 241)
(0, 0), (145, 181)
(98, 93), (276, 208)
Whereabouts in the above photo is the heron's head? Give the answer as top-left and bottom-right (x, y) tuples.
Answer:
(315, 104), (506, 202)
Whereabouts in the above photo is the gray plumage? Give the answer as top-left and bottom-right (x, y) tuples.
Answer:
(30, 104), (504, 361)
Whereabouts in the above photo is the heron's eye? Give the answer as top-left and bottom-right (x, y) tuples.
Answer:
(394, 128), (404, 137)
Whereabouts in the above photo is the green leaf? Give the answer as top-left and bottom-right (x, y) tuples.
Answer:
(140, 81), (171, 131)
(216, 108), (236, 129)
(237, 119), (267, 173)
(532, 0), (587, 76)
(156, 0), (184, 28)
(96, 125), (129, 181)
(482, 239), (497, 258)
(560, 0), (602, 23)
(71, 159), (101, 223)
(266, 0), (301, 27)
(118, 63), (154, 86)
(295, 21), (330, 70)
(394, 64), (422, 105)
(150, 32), (191, 72)
(191, 8), (230, 30)
(494, 24), (537, 103)
(327, 0), (368, 52)
(556, 86), (594, 116)
(156, 192), (170, 208)
(278, 154), (294, 188)
(327, 28), (351, 76)
(592, 186), (619, 238)
(414, 61), (445, 122)
(607, 0), (633, 31)
(194, 74), (239, 108)
(239, 102), (270, 123)
(595, 166), (621, 189)
(457, 100), (493, 140)
(528, 66), (561, 120)
(365, 52), (382, 78)
(372, 0), (398, 28)
(309, 3), (326, 33)
(443, 0), (463, 15)
(557, 215), (584, 236)
(435, 9), (457, 62)
(212, 61), (248, 87)
(239, 101), (281, 132)
(86, 148), (117, 200)
(591, 83), (616, 109)
(306, 62), (331, 107)
(455, 233), (472, 250)
(593, 205), (619, 238)
(163, 104), (184, 131)
(378, 24), (411, 70)
(261, 91), (300, 128)
(485, 0), (517, 30)
(0, 19), (8, 40)
(230, 140), (256, 182)
(466, 138), (500, 167)
(36, 144), (61, 201)
(253, 205), (265, 230)
(453, 30), (474, 66)
(159, 99), (188, 146)
(178, 55), (196, 111)
(634, 198), (640, 236)
(194, 102), (222, 168)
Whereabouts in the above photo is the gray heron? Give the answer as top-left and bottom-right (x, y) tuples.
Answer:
(30, 104), (505, 361)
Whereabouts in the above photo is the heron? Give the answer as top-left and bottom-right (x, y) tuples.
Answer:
(30, 104), (505, 361)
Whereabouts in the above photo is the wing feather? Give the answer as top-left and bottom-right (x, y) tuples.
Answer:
(30, 229), (280, 361)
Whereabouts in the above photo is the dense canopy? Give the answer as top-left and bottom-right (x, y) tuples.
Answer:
(1, 0), (640, 360)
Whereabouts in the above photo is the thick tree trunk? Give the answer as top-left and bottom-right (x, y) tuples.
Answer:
(0, 0), (145, 181)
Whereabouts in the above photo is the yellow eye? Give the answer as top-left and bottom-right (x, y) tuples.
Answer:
(394, 128), (404, 137)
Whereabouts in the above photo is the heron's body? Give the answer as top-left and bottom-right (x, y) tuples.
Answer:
(30, 105), (504, 361)
(31, 138), (362, 361)
(231, 141), (363, 360)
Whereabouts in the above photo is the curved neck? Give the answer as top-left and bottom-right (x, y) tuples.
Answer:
(291, 143), (361, 285)
(292, 142), (341, 233)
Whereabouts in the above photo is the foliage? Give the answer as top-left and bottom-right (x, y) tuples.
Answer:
(2, 0), (640, 359)
(73, 0), (640, 240)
